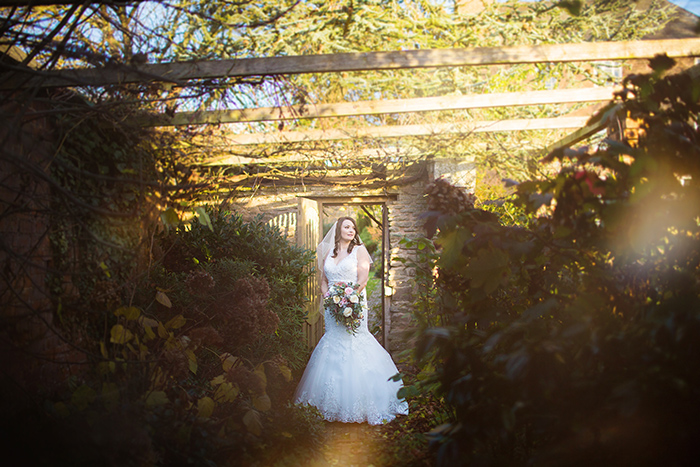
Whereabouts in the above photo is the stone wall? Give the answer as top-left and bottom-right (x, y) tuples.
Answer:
(385, 175), (430, 354)
(0, 101), (84, 397)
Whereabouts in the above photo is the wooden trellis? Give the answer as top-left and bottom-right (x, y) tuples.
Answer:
(5, 37), (700, 349)
(4, 38), (699, 150)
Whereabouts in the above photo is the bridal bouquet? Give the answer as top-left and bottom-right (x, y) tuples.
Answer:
(324, 282), (364, 335)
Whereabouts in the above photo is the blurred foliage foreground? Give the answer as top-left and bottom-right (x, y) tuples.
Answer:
(404, 57), (700, 466)
(0, 105), (322, 466)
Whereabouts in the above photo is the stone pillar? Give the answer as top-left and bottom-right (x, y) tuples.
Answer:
(385, 174), (430, 355)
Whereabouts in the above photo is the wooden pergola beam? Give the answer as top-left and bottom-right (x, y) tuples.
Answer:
(2, 38), (698, 90)
(542, 118), (609, 156)
(200, 147), (425, 166)
(217, 116), (591, 145)
(147, 86), (616, 126)
(0, 0), (143, 5)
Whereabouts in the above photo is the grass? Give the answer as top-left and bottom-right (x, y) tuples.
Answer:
(366, 276), (380, 297)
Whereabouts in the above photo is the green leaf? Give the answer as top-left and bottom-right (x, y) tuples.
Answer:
(102, 382), (120, 409)
(464, 248), (510, 295)
(555, 0), (583, 16)
(139, 316), (158, 340)
(71, 385), (96, 411)
(99, 261), (111, 278)
(194, 206), (214, 232)
(160, 207), (180, 231)
(53, 402), (70, 418)
(397, 385), (420, 399)
(437, 228), (470, 270)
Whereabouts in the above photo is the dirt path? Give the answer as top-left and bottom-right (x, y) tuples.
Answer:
(307, 422), (384, 467)
(304, 285), (393, 466)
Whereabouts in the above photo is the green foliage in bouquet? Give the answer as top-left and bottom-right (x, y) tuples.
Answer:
(410, 59), (700, 466)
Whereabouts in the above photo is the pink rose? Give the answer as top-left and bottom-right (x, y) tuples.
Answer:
(344, 287), (353, 296)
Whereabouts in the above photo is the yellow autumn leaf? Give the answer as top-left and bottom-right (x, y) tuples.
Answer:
(143, 325), (156, 341)
(115, 306), (140, 320)
(220, 353), (239, 372)
(97, 361), (115, 376)
(210, 375), (226, 386)
(110, 324), (133, 344)
(243, 410), (262, 436)
(165, 314), (186, 329)
(214, 382), (240, 403)
(156, 290), (172, 308)
(186, 349), (197, 374)
(254, 363), (267, 389)
(252, 394), (271, 412)
(278, 364), (292, 382)
(150, 367), (166, 389)
(145, 391), (169, 407)
(197, 396), (215, 418)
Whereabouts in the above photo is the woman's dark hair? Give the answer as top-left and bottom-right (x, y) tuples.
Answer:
(332, 217), (361, 258)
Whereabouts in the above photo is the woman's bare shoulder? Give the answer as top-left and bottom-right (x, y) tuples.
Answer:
(356, 244), (371, 259)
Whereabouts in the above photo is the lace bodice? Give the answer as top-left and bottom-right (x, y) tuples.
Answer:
(324, 245), (363, 284)
(323, 246), (369, 335)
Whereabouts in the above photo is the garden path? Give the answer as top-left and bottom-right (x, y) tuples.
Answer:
(304, 282), (394, 466)
(308, 421), (384, 467)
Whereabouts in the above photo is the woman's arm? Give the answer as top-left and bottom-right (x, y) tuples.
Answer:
(320, 270), (329, 296)
(356, 245), (371, 294)
(320, 250), (329, 296)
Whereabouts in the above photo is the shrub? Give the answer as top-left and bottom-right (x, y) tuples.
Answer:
(412, 59), (700, 466)
(7, 207), (321, 466)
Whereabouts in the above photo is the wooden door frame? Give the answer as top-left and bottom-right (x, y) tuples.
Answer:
(300, 194), (397, 348)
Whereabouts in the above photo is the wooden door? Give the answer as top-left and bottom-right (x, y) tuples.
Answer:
(381, 203), (390, 348)
(297, 198), (323, 348)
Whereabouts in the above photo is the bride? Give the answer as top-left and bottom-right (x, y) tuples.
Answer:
(294, 216), (409, 425)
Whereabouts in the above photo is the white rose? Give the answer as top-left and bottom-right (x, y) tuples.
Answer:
(333, 296), (341, 304)
(350, 294), (359, 303)
(343, 307), (353, 317)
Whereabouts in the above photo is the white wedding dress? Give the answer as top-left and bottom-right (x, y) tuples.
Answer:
(294, 246), (409, 425)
